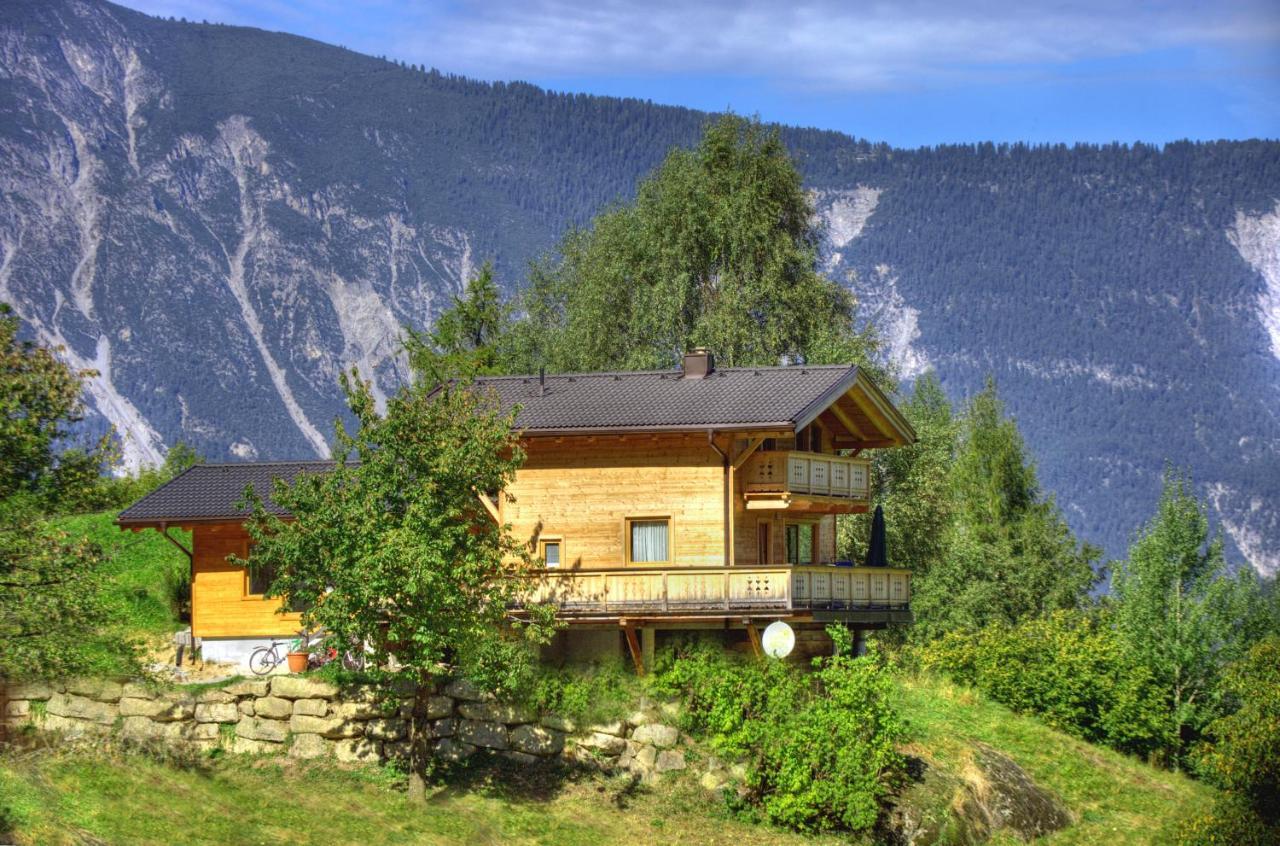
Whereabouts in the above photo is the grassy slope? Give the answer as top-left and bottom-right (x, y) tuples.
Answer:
(896, 674), (1213, 845)
(0, 753), (843, 846)
(56, 511), (188, 636)
(0, 674), (1208, 846)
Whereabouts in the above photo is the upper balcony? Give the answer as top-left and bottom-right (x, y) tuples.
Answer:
(740, 450), (871, 513)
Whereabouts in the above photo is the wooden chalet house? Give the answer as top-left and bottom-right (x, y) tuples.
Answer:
(118, 350), (915, 669)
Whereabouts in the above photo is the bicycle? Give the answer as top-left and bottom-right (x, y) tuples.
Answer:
(247, 637), (297, 676)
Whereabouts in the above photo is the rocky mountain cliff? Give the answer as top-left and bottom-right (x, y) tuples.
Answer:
(1, 0), (1277, 573)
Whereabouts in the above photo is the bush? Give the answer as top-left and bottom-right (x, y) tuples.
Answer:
(525, 655), (642, 726)
(917, 610), (1171, 759)
(1176, 795), (1278, 846)
(653, 637), (905, 833)
(1195, 637), (1280, 828)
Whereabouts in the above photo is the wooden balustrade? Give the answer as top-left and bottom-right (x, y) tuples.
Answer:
(741, 451), (870, 502)
(514, 564), (910, 618)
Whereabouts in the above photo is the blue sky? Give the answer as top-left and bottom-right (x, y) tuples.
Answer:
(117, 0), (1280, 147)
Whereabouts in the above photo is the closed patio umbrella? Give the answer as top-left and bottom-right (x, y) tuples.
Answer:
(864, 504), (888, 568)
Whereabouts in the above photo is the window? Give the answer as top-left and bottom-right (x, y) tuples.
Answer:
(627, 518), (670, 564)
(539, 539), (562, 568)
(247, 562), (276, 597)
(785, 523), (815, 565)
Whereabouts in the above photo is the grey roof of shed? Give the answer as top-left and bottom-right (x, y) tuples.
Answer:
(472, 364), (862, 433)
(117, 461), (335, 525)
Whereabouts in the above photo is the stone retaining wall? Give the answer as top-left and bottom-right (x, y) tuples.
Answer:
(1, 677), (702, 783)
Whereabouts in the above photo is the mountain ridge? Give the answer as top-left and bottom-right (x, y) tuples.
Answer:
(1, 0), (1277, 574)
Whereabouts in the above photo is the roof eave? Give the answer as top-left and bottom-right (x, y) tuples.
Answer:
(516, 421), (798, 437)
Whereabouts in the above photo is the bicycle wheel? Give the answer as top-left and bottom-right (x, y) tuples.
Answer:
(248, 646), (276, 676)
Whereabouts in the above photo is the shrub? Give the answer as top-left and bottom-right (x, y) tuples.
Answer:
(1176, 795), (1278, 846)
(1194, 637), (1280, 828)
(653, 637), (905, 833)
(917, 610), (1171, 759)
(525, 655), (641, 726)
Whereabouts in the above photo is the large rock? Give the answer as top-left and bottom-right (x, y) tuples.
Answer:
(457, 719), (507, 750)
(289, 714), (363, 738)
(424, 695), (454, 720)
(5, 700), (30, 718)
(577, 731), (627, 755)
(457, 701), (534, 724)
(289, 733), (330, 759)
(271, 676), (338, 700)
(197, 689), (236, 704)
(333, 737), (383, 763)
(364, 718), (407, 741)
(884, 747), (1072, 846)
(333, 700), (382, 720)
(236, 716), (288, 743)
(119, 697), (169, 718)
(292, 698), (329, 717)
(443, 679), (490, 701)
(222, 679), (270, 697)
(46, 693), (117, 725)
(151, 699), (196, 722)
(434, 737), (476, 762)
(540, 713), (576, 733)
(253, 697), (293, 719)
(5, 681), (54, 700)
(429, 718), (455, 738)
(631, 724), (679, 748)
(585, 720), (625, 737)
(655, 750), (686, 773)
(238, 699), (255, 717)
(65, 679), (123, 702)
(232, 736), (278, 755)
(120, 682), (155, 699)
(194, 702), (239, 724)
(509, 724), (565, 756)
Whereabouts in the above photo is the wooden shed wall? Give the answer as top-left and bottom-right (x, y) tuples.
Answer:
(191, 522), (300, 639)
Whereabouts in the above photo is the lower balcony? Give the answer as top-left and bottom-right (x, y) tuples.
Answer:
(513, 564), (911, 625)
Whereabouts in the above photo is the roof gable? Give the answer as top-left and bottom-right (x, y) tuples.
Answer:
(474, 364), (865, 434)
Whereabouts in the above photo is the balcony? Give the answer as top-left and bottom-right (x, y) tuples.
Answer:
(740, 450), (871, 512)
(514, 564), (910, 625)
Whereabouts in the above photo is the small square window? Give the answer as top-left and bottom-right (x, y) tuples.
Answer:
(540, 540), (562, 568)
(628, 518), (670, 564)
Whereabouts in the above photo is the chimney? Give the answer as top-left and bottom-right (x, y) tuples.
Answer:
(681, 348), (714, 379)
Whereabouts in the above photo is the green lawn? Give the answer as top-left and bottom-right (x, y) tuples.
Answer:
(0, 750), (841, 846)
(895, 673), (1213, 845)
(56, 511), (188, 637)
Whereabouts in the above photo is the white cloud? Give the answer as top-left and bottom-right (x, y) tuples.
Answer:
(118, 0), (1280, 92)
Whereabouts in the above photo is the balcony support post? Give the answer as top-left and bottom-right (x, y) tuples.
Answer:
(745, 622), (763, 658)
(622, 622), (645, 675)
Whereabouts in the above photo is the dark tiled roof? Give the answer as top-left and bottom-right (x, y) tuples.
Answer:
(117, 461), (335, 525)
(473, 364), (860, 433)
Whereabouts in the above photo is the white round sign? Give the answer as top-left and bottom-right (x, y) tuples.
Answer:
(761, 621), (795, 659)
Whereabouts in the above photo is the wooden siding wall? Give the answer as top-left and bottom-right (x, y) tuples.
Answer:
(191, 523), (300, 638)
(733, 508), (837, 565)
(506, 434), (726, 568)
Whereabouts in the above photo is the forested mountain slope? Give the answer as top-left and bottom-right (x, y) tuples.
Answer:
(1, 0), (1277, 572)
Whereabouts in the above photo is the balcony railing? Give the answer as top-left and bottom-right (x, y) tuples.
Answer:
(514, 564), (910, 619)
(742, 451), (870, 502)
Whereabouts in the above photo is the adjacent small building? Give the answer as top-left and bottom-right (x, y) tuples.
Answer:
(118, 350), (915, 669)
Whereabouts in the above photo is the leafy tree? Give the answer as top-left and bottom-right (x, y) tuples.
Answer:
(0, 304), (140, 681)
(0, 304), (89, 511)
(407, 261), (511, 376)
(505, 114), (884, 376)
(1111, 467), (1265, 762)
(240, 366), (555, 795)
(909, 379), (1098, 639)
(1195, 636), (1280, 828)
(842, 372), (957, 579)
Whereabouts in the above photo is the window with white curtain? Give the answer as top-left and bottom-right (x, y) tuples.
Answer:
(628, 518), (670, 564)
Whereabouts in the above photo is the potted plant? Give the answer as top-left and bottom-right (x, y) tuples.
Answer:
(286, 631), (310, 673)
